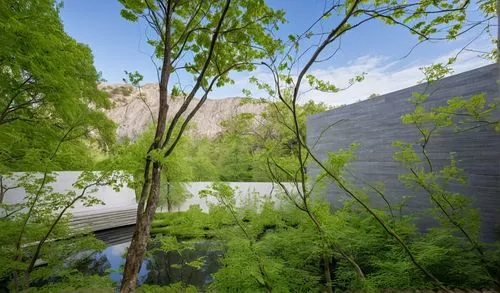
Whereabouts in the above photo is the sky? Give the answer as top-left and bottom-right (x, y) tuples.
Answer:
(60, 0), (495, 106)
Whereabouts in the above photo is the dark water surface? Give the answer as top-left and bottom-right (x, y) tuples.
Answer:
(81, 225), (222, 289)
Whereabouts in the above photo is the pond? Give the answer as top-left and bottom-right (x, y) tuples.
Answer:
(77, 225), (222, 290)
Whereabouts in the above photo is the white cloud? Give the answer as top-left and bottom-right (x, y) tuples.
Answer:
(209, 47), (493, 106)
(290, 48), (493, 106)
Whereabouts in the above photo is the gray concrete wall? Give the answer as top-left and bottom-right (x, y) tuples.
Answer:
(307, 64), (500, 242)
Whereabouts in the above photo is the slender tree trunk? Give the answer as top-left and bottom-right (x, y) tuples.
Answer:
(119, 0), (233, 290)
(167, 199), (172, 212)
(322, 255), (333, 293)
(121, 163), (162, 292)
(166, 183), (172, 212)
(120, 1), (172, 285)
(0, 176), (4, 204)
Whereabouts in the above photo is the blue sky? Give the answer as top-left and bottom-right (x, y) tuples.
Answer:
(60, 1), (494, 105)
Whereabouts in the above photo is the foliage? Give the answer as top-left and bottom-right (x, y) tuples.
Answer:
(152, 186), (323, 292)
(136, 283), (197, 293)
(106, 98), (329, 187)
(0, 1), (118, 291)
(181, 100), (330, 182)
(151, 205), (227, 238)
(158, 181), (191, 212)
(393, 91), (500, 287)
(111, 86), (499, 292)
(186, 138), (220, 181)
(118, 0), (287, 287)
(0, 0), (116, 173)
(105, 123), (194, 210)
(21, 274), (114, 293)
(0, 171), (124, 292)
(241, 0), (498, 290)
(1, 0), (497, 291)
(150, 180), (499, 291)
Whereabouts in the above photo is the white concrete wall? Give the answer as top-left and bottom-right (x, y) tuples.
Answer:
(1, 171), (137, 214)
(170, 182), (294, 212)
(2, 172), (294, 226)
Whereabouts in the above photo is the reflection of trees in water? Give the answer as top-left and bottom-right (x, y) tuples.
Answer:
(69, 240), (222, 289)
(144, 242), (222, 289)
(74, 252), (112, 276)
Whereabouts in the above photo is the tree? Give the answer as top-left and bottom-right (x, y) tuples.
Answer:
(159, 128), (194, 212)
(0, 1), (117, 290)
(205, 100), (330, 182)
(0, 0), (115, 173)
(117, 0), (284, 291)
(0, 170), (121, 292)
(187, 138), (220, 181)
(393, 92), (500, 287)
(106, 121), (194, 212)
(251, 0), (496, 291)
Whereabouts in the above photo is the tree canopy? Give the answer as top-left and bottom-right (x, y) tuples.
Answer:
(0, 1), (118, 291)
(0, 0), (115, 172)
(0, 0), (498, 291)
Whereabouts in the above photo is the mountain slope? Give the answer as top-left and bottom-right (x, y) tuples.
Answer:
(102, 84), (267, 140)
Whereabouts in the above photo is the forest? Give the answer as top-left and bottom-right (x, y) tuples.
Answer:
(0, 0), (499, 292)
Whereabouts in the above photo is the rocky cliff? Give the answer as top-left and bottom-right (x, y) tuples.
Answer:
(102, 84), (267, 140)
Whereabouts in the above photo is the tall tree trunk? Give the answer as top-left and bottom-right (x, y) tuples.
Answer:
(166, 183), (172, 212)
(120, 1), (172, 287)
(322, 255), (333, 293)
(119, 0), (234, 290)
(120, 163), (162, 292)
(0, 176), (4, 204)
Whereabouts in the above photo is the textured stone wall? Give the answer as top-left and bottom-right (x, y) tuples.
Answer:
(307, 64), (500, 242)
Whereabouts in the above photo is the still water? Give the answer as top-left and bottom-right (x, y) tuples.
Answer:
(81, 225), (222, 289)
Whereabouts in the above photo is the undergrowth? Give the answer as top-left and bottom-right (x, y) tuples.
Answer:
(150, 193), (499, 292)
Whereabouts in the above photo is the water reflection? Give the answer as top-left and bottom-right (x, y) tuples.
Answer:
(94, 241), (149, 284)
(80, 225), (222, 289)
(144, 241), (222, 287)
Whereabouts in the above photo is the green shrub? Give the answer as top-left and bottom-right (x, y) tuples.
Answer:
(136, 283), (197, 293)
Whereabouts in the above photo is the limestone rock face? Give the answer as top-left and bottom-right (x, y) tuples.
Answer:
(102, 83), (267, 140)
